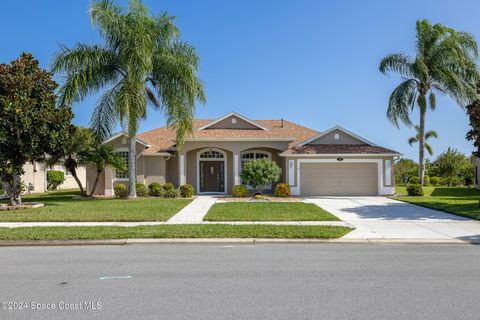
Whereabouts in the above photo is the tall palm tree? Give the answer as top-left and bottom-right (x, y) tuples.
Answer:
(408, 125), (438, 156)
(51, 0), (205, 198)
(379, 19), (478, 185)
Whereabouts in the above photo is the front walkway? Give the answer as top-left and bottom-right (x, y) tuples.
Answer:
(166, 196), (218, 223)
(305, 196), (480, 241)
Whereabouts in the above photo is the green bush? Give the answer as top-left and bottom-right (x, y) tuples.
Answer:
(440, 176), (462, 186)
(430, 176), (440, 186)
(136, 183), (148, 197)
(406, 184), (424, 196)
(163, 182), (175, 191)
(148, 182), (164, 197)
(164, 188), (180, 198)
(47, 170), (65, 191)
(179, 184), (194, 198)
(273, 183), (291, 197)
(114, 184), (128, 199)
(231, 185), (249, 197)
(240, 158), (281, 194)
(424, 175), (430, 186)
(408, 176), (420, 184)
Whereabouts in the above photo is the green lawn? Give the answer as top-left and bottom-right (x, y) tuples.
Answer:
(204, 202), (339, 221)
(395, 186), (480, 220)
(0, 225), (351, 240)
(0, 190), (191, 222)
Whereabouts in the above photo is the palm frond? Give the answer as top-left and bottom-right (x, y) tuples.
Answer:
(379, 53), (415, 78)
(424, 143), (434, 156)
(425, 130), (438, 139)
(408, 137), (418, 146)
(90, 85), (121, 140)
(387, 79), (417, 127)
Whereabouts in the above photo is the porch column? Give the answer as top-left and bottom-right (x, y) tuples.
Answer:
(234, 154), (240, 185)
(105, 167), (114, 196)
(179, 153), (186, 185)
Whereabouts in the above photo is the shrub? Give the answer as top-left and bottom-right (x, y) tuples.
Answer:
(148, 182), (164, 197)
(47, 170), (65, 191)
(424, 175), (430, 186)
(408, 176), (420, 184)
(274, 183), (290, 197)
(136, 183), (148, 197)
(114, 184), (128, 199)
(440, 176), (462, 187)
(406, 184), (424, 196)
(164, 188), (180, 198)
(231, 185), (249, 197)
(430, 176), (440, 186)
(163, 182), (175, 191)
(240, 158), (281, 194)
(179, 184), (194, 198)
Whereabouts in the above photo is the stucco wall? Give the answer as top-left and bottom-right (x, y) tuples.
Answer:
(21, 162), (86, 194)
(206, 116), (260, 130)
(308, 129), (365, 145)
(144, 156), (166, 185)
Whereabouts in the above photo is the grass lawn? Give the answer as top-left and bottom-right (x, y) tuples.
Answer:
(0, 190), (191, 222)
(395, 186), (480, 220)
(203, 202), (339, 221)
(0, 225), (351, 240)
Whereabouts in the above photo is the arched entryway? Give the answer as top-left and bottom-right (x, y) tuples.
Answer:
(197, 148), (227, 194)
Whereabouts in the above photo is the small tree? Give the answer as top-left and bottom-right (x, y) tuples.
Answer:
(80, 144), (126, 196)
(240, 158), (281, 194)
(0, 53), (73, 205)
(466, 90), (480, 157)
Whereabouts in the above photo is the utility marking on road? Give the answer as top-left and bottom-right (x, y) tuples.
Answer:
(99, 275), (132, 280)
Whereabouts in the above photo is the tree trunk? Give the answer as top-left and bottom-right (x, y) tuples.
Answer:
(418, 107), (426, 186)
(89, 170), (102, 197)
(1, 175), (22, 206)
(69, 167), (85, 195)
(127, 136), (137, 198)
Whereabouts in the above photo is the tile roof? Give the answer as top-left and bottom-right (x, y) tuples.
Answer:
(137, 119), (319, 154)
(281, 144), (400, 155)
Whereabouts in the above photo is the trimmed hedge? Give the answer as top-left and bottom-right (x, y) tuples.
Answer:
(47, 170), (65, 191)
(408, 176), (420, 184)
(179, 184), (194, 198)
(231, 185), (249, 197)
(148, 182), (164, 197)
(274, 183), (291, 197)
(165, 188), (180, 198)
(114, 184), (128, 199)
(406, 184), (423, 196)
(163, 182), (175, 191)
(136, 183), (148, 197)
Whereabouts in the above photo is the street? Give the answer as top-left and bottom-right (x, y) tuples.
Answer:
(0, 244), (479, 320)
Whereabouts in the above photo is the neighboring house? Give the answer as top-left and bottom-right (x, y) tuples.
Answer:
(86, 112), (400, 196)
(21, 161), (86, 194)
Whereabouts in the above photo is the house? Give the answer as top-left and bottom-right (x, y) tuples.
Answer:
(86, 112), (400, 196)
(21, 161), (86, 194)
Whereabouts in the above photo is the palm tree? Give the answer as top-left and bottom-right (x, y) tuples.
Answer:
(51, 0), (205, 198)
(80, 144), (126, 196)
(379, 19), (478, 185)
(408, 125), (438, 156)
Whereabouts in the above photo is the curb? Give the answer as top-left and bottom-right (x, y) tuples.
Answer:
(0, 237), (477, 247)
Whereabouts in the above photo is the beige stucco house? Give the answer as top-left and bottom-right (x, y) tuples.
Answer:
(86, 112), (400, 196)
(21, 161), (86, 194)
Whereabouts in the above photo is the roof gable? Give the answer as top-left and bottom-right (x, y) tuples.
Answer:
(298, 125), (377, 146)
(198, 112), (267, 131)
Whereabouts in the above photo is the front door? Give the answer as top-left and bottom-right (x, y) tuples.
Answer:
(200, 161), (225, 192)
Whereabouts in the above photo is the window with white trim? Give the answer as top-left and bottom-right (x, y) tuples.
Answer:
(199, 150), (224, 159)
(115, 151), (129, 179)
(241, 151), (271, 188)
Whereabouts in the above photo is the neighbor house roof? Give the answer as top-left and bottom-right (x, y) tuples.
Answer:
(137, 119), (319, 154)
(280, 144), (401, 156)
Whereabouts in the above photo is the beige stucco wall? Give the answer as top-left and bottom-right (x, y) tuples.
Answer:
(308, 129), (365, 145)
(206, 115), (260, 130)
(144, 156), (167, 185)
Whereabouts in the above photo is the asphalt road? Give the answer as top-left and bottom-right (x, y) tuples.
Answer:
(0, 244), (479, 320)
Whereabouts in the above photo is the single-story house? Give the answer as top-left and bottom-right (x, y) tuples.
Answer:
(86, 112), (400, 196)
(21, 161), (86, 194)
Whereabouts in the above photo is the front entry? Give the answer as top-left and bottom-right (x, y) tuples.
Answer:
(200, 161), (225, 192)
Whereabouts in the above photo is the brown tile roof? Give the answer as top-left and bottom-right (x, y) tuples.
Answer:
(137, 119), (319, 154)
(281, 144), (400, 155)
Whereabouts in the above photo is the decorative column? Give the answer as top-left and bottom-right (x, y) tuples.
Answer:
(179, 153), (186, 185)
(234, 154), (240, 185)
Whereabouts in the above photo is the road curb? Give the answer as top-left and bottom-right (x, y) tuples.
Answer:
(0, 237), (477, 246)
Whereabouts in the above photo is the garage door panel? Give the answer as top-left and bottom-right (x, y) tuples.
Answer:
(300, 162), (378, 196)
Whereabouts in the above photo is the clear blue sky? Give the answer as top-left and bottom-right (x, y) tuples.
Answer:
(1, 0), (479, 160)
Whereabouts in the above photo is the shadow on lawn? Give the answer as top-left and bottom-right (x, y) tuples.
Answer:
(430, 187), (480, 198)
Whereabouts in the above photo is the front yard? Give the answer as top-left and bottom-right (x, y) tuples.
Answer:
(204, 202), (339, 221)
(395, 187), (480, 220)
(0, 190), (191, 222)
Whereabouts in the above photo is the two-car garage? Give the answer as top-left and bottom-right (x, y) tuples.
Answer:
(299, 162), (379, 196)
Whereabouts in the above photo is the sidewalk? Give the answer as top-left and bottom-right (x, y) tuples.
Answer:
(166, 196), (217, 223)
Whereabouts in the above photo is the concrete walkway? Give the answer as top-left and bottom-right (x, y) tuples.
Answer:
(305, 196), (480, 241)
(166, 196), (218, 223)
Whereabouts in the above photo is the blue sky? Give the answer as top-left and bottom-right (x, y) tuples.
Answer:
(1, 0), (479, 160)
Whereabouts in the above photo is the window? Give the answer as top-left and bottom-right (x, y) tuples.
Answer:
(241, 151), (271, 188)
(200, 150), (224, 159)
(115, 151), (129, 179)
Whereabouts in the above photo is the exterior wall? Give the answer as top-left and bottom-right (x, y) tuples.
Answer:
(144, 156), (167, 186)
(284, 155), (396, 196)
(206, 116), (260, 130)
(308, 129), (365, 145)
(86, 166), (105, 195)
(165, 155), (179, 186)
(21, 161), (86, 194)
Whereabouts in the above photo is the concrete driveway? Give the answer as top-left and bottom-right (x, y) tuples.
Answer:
(305, 196), (480, 241)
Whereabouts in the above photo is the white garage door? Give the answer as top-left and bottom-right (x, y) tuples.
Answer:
(300, 162), (378, 196)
